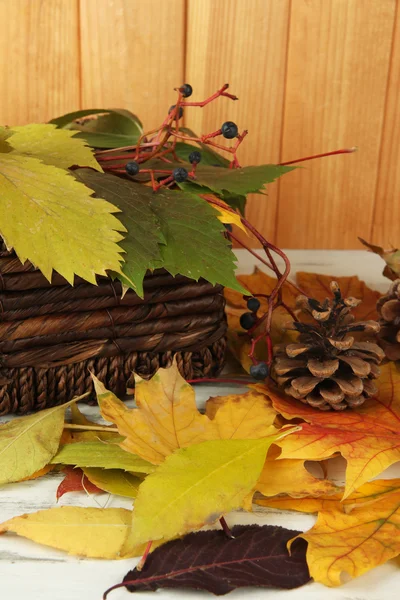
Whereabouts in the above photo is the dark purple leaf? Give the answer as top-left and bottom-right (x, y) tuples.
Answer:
(106, 524), (310, 597)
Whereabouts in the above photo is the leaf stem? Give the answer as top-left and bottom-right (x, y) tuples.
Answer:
(63, 423), (119, 433)
(279, 146), (357, 166)
(220, 516), (235, 539)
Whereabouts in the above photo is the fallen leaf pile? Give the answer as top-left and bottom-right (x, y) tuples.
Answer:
(2, 270), (400, 596)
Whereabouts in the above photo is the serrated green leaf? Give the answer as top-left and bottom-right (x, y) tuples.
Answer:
(148, 187), (247, 293)
(74, 169), (164, 296)
(124, 437), (280, 547)
(83, 467), (142, 498)
(192, 163), (295, 196)
(50, 441), (155, 473)
(175, 142), (230, 168)
(179, 181), (247, 215)
(76, 171), (247, 294)
(0, 396), (85, 485)
(0, 154), (125, 284)
(8, 124), (102, 171)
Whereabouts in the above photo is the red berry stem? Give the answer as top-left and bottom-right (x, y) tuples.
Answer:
(279, 146), (357, 166)
(136, 540), (153, 572)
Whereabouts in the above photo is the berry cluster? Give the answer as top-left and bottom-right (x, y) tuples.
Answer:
(95, 83), (247, 191)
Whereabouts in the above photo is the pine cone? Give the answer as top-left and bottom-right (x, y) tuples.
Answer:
(272, 281), (384, 411)
(377, 280), (400, 360)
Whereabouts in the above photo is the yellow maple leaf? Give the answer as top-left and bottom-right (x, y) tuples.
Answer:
(256, 457), (339, 499)
(205, 390), (278, 438)
(94, 362), (219, 465)
(286, 479), (400, 586)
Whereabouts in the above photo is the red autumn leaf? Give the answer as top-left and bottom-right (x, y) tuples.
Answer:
(56, 466), (102, 501)
(261, 362), (400, 498)
(105, 524), (310, 597)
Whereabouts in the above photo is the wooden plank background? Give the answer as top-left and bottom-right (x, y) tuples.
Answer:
(0, 0), (398, 249)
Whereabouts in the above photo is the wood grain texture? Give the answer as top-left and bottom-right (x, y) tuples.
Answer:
(79, 0), (185, 130)
(276, 0), (396, 249)
(185, 0), (290, 244)
(0, 0), (80, 125)
(372, 2), (400, 247)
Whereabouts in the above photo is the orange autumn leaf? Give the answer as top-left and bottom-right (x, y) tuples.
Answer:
(20, 465), (54, 481)
(260, 362), (400, 498)
(296, 272), (381, 321)
(287, 479), (400, 586)
(256, 458), (339, 499)
(255, 478), (400, 513)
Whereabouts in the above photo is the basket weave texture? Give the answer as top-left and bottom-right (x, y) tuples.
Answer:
(0, 245), (227, 415)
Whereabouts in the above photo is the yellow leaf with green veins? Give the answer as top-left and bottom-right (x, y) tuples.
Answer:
(124, 435), (290, 548)
(0, 395), (86, 485)
(0, 153), (125, 284)
(8, 124), (102, 171)
(0, 506), (145, 559)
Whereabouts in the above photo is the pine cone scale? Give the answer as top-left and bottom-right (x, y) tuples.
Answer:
(377, 280), (400, 360)
(307, 358), (339, 377)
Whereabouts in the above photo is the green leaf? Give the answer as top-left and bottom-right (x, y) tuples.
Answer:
(192, 163), (295, 196)
(77, 171), (247, 294)
(74, 169), (164, 296)
(0, 396), (85, 485)
(83, 467), (142, 498)
(124, 437), (281, 548)
(50, 109), (143, 149)
(175, 143), (230, 168)
(148, 187), (247, 293)
(179, 181), (247, 215)
(8, 124), (102, 170)
(0, 127), (13, 153)
(0, 154), (125, 284)
(50, 441), (155, 473)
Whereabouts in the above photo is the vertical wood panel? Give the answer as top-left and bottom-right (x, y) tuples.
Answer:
(79, 0), (185, 131)
(185, 0), (290, 244)
(0, 0), (80, 125)
(372, 4), (400, 246)
(277, 0), (396, 249)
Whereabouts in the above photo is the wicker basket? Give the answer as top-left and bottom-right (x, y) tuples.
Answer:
(0, 245), (227, 415)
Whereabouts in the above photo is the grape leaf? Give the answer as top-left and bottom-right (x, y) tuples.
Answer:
(56, 466), (102, 500)
(0, 506), (144, 559)
(50, 108), (143, 148)
(50, 441), (155, 473)
(77, 170), (246, 294)
(83, 467), (142, 498)
(147, 186), (246, 292)
(0, 154), (125, 284)
(0, 396), (85, 485)
(74, 168), (164, 296)
(117, 525), (310, 595)
(124, 436), (285, 548)
(8, 124), (102, 171)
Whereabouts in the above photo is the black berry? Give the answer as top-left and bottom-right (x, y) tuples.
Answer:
(189, 150), (202, 164)
(250, 362), (269, 380)
(173, 167), (189, 183)
(221, 121), (238, 139)
(180, 83), (193, 98)
(247, 297), (260, 312)
(169, 105), (184, 119)
(240, 312), (256, 330)
(125, 161), (140, 176)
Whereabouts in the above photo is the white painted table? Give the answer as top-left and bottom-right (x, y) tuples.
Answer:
(1, 249), (399, 600)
